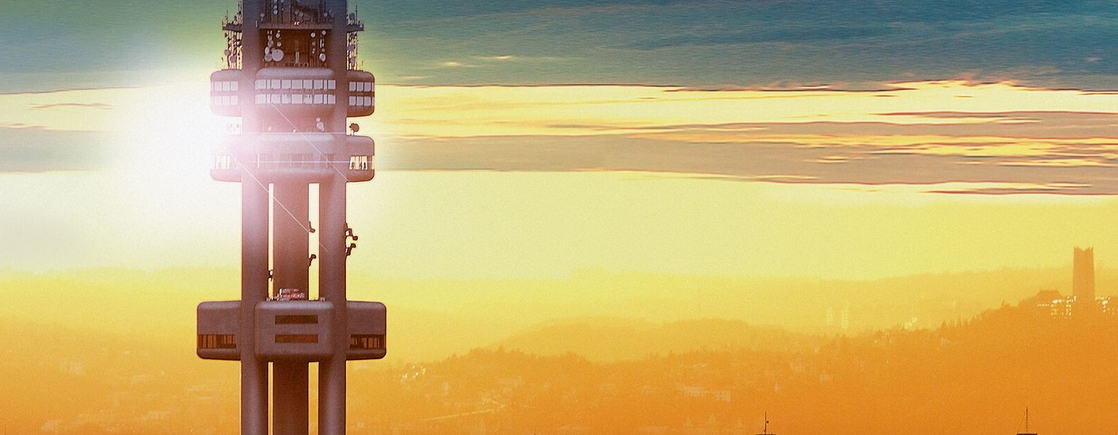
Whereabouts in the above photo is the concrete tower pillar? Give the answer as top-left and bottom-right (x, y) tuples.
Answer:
(198, 3), (383, 435)
(273, 181), (311, 435)
(319, 176), (348, 435)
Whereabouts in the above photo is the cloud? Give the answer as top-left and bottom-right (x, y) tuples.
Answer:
(5, 0), (1118, 92)
(0, 127), (117, 172)
(478, 55), (517, 61)
(8, 80), (1118, 192)
(29, 103), (112, 110)
(335, 0), (1118, 90)
(353, 80), (1118, 194)
(622, 24), (896, 50)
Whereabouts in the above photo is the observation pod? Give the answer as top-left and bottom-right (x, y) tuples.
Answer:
(210, 133), (375, 183)
(211, 67), (375, 117)
(196, 2), (385, 435)
(198, 300), (386, 361)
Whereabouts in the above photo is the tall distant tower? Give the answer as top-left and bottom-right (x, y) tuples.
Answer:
(196, 2), (385, 435)
(1073, 247), (1095, 303)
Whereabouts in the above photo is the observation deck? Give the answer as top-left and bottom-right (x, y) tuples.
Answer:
(198, 300), (386, 362)
(211, 133), (374, 183)
(211, 69), (375, 117)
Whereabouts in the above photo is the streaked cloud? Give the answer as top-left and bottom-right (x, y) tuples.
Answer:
(5, 80), (1118, 194)
(437, 61), (476, 68)
(358, 80), (1118, 194)
(30, 103), (112, 111)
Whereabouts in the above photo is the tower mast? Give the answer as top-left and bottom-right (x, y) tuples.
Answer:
(198, 2), (386, 435)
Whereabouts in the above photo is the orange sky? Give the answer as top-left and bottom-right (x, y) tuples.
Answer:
(2, 74), (1118, 278)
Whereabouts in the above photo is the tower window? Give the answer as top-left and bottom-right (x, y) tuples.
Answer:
(198, 334), (237, 349)
(276, 334), (319, 344)
(275, 315), (318, 325)
(349, 334), (385, 350)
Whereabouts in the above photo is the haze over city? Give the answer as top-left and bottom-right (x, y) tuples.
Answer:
(3, 1), (1118, 434)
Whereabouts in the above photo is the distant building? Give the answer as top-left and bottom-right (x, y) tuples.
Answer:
(1032, 248), (1112, 317)
(1073, 247), (1096, 302)
(1098, 297), (1118, 316)
(1035, 292), (1074, 318)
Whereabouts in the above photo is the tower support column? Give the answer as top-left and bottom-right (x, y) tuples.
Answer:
(319, 176), (348, 435)
(241, 177), (270, 435)
(273, 181), (311, 435)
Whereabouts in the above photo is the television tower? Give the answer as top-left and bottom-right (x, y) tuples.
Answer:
(196, 2), (384, 435)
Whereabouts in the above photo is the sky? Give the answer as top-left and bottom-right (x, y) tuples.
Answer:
(2, 0), (1118, 279)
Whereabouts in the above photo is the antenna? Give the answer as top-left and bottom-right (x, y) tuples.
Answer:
(1019, 407), (1037, 435)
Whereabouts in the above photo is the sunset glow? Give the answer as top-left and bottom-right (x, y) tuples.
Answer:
(4, 1), (1118, 434)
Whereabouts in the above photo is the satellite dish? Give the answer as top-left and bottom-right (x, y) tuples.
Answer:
(319, 53), (327, 62)
(272, 49), (285, 62)
(311, 33), (316, 38)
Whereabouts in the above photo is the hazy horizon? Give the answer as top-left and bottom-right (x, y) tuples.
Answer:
(5, 1), (1118, 434)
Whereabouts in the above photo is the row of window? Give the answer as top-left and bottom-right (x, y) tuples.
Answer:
(349, 96), (374, 107)
(256, 78), (337, 91)
(215, 155), (236, 170)
(214, 154), (374, 171)
(350, 155), (373, 171)
(349, 334), (386, 350)
(198, 334), (237, 349)
(255, 93), (338, 105)
(217, 93), (372, 107)
(213, 95), (241, 106)
(228, 79), (370, 93)
(349, 81), (374, 93)
(213, 80), (240, 92)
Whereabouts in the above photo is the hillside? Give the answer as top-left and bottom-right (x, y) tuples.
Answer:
(491, 317), (824, 361)
(349, 302), (1118, 435)
(5, 295), (1118, 435)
